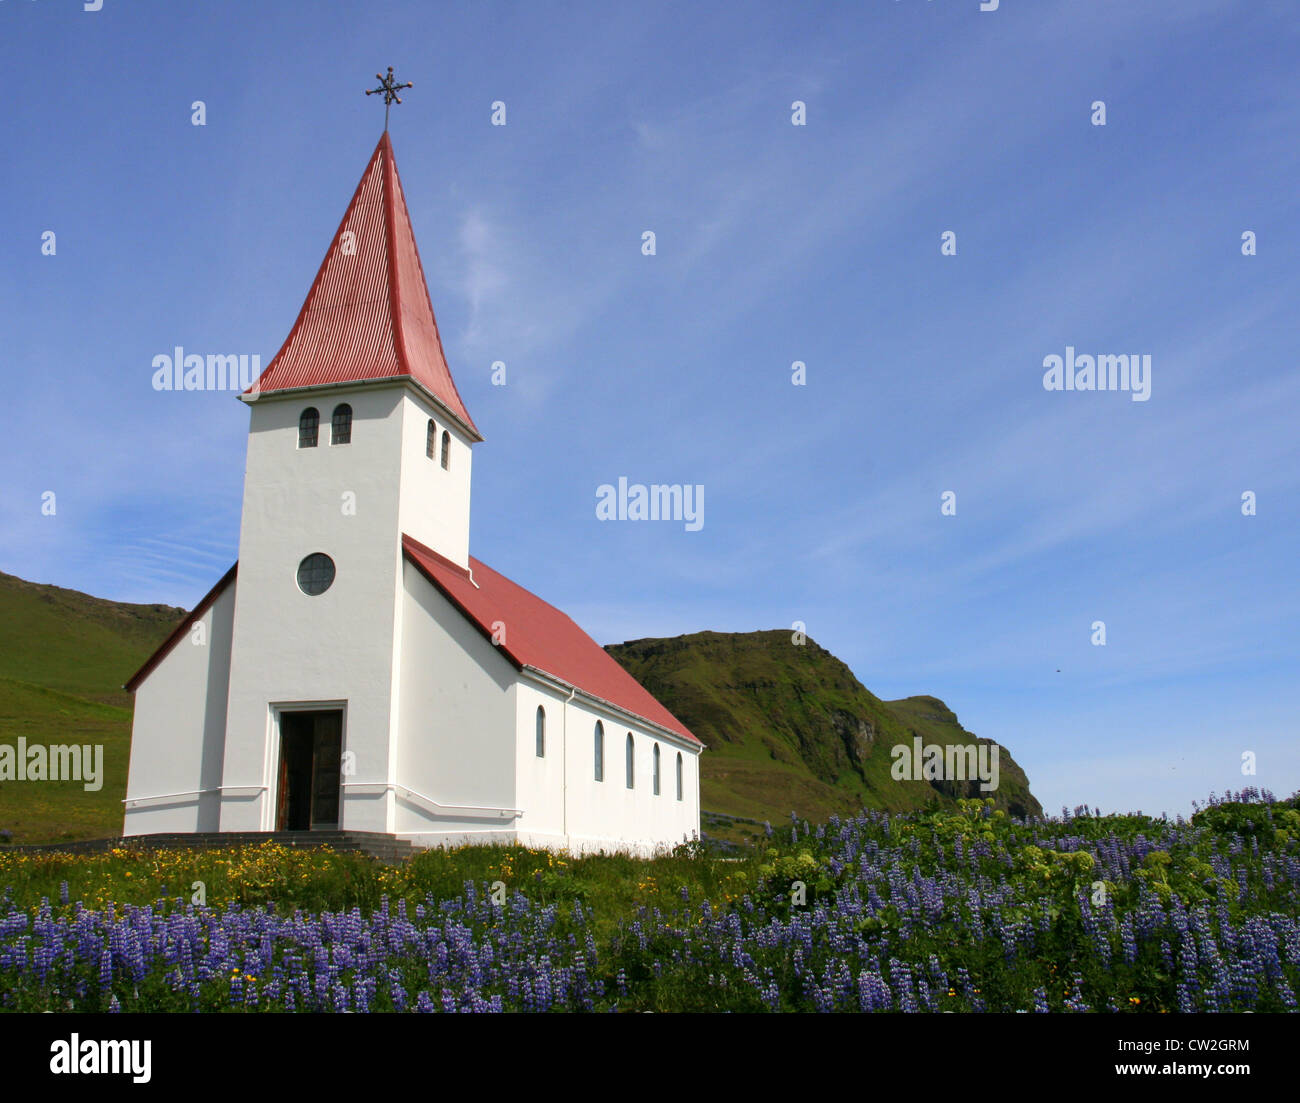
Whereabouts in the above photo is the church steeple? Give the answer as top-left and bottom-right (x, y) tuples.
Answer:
(245, 132), (480, 442)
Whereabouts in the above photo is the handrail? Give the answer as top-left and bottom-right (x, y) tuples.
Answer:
(123, 785), (266, 808)
(126, 782), (522, 819)
(341, 781), (522, 818)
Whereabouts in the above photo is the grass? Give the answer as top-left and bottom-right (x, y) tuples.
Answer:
(0, 570), (181, 845)
(0, 678), (133, 844)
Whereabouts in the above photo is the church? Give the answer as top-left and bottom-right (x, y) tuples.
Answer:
(121, 128), (703, 855)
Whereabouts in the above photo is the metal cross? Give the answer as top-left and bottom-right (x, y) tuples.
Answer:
(365, 66), (413, 130)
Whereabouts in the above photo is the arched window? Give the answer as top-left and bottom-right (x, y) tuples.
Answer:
(331, 403), (352, 445)
(593, 721), (604, 782)
(441, 430), (451, 471)
(653, 743), (661, 795)
(676, 753), (683, 801)
(535, 706), (545, 758)
(426, 419), (437, 459)
(625, 733), (635, 789)
(299, 407), (319, 448)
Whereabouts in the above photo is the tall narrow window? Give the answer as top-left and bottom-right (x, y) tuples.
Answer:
(299, 407), (319, 448)
(426, 419), (437, 459)
(676, 753), (683, 801)
(653, 743), (661, 795)
(441, 430), (451, 471)
(331, 403), (352, 445)
(593, 721), (604, 782)
(535, 706), (545, 758)
(625, 733), (635, 789)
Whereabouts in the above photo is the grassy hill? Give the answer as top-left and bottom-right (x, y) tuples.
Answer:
(606, 631), (1042, 839)
(0, 572), (183, 844)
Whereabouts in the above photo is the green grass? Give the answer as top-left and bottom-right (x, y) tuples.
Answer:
(0, 678), (132, 844)
(0, 571), (181, 844)
(0, 571), (182, 707)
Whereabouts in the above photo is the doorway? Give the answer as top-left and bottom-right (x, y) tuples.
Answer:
(276, 710), (343, 830)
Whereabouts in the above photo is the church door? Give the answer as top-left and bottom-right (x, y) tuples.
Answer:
(275, 710), (343, 831)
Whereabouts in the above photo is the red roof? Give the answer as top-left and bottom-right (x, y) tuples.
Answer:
(403, 535), (702, 746)
(245, 132), (479, 440)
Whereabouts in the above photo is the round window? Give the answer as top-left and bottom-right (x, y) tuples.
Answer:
(296, 553), (336, 596)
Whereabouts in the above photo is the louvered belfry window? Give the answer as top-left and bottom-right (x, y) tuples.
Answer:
(331, 403), (352, 445)
(299, 407), (320, 448)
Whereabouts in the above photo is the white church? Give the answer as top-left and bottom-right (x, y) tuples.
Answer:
(122, 131), (703, 855)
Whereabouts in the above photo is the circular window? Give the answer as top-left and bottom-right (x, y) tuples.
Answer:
(296, 553), (336, 596)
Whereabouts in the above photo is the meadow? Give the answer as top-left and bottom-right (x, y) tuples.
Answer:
(1, 789), (1296, 1013)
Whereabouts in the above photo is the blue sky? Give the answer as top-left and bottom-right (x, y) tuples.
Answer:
(2, 0), (1296, 818)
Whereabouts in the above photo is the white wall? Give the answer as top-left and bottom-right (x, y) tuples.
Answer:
(398, 391), (473, 569)
(514, 680), (568, 838)
(220, 386), (409, 833)
(395, 564), (702, 855)
(514, 676), (702, 856)
(392, 559), (519, 842)
(124, 580), (235, 835)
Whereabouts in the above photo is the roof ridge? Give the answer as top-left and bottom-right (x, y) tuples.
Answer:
(381, 131), (409, 388)
(384, 136), (478, 436)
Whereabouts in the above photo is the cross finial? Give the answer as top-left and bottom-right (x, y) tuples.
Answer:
(365, 66), (413, 131)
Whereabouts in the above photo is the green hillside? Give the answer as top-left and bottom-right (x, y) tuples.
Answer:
(0, 572), (183, 708)
(606, 631), (1043, 836)
(0, 571), (183, 843)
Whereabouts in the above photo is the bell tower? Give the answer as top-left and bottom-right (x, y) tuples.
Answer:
(218, 130), (480, 833)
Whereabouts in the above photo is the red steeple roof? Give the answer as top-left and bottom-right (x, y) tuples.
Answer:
(246, 132), (479, 439)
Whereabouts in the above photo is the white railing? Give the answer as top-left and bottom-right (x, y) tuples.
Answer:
(123, 785), (266, 809)
(125, 782), (521, 821)
(341, 781), (522, 819)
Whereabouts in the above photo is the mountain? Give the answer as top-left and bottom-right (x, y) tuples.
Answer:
(0, 572), (184, 843)
(605, 631), (1043, 833)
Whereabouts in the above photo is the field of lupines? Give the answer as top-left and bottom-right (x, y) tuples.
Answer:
(1, 788), (1297, 1013)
